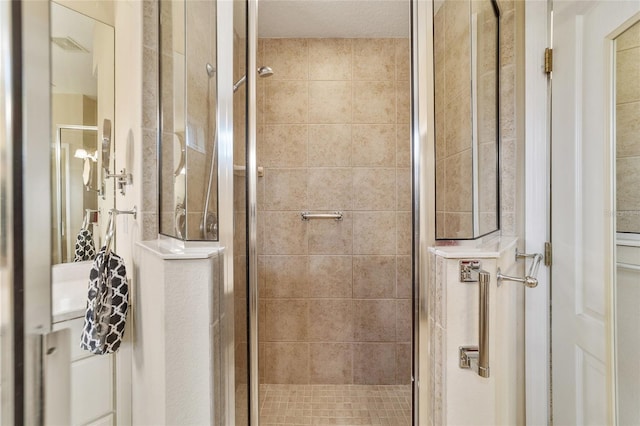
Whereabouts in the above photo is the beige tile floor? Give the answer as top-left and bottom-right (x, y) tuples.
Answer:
(258, 384), (412, 425)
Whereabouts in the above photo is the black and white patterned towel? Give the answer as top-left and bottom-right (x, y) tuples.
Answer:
(80, 247), (129, 354)
(73, 228), (96, 262)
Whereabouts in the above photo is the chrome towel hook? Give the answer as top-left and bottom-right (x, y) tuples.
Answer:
(104, 206), (137, 255)
(497, 249), (543, 288)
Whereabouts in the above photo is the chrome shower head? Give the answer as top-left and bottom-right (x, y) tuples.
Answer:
(257, 66), (274, 78)
(233, 65), (275, 92)
(206, 63), (216, 78)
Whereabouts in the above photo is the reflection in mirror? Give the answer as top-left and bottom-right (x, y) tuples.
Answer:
(434, 0), (500, 239)
(50, 2), (114, 264)
(614, 19), (640, 426)
(54, 126), (99, 263)
(159, 0), (219, 241)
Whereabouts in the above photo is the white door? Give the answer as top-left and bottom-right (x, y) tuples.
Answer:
(551, 2), (640, 424)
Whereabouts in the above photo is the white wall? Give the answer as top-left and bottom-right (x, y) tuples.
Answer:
(112, 1), (143, 424)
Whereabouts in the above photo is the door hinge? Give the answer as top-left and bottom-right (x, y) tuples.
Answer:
(544, 242), (552, 266)
(544, 48), (553, 74)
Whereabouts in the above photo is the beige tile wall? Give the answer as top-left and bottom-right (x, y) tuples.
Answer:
(475, 0), (499, 236)
(256, 37), (412, 385)
(616, 21), (640, 233)
(435, 0), (519, 239)
(434, 0), (474, 238)
(500, 0), (520, 238)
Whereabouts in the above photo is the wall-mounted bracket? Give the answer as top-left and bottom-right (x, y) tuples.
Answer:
(497, 249), (543, 288)
(84, 181), (105, 200)
(105, 168), (133, 196)
(459, 345), (479, 369)
(460, 259), (483, 282)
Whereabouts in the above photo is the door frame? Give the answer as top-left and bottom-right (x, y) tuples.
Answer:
(523, 1), (552, 424)
(412, 0), (436, 424)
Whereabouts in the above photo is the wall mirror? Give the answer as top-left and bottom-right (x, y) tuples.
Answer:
(50, 1), (115, 264)
(614, 18), (640, 425)
(434, 0), (500, 239)
(159, 0), (219, 241)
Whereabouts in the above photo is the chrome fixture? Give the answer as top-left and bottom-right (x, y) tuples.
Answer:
(300, 211), (343, 221)
(81, 209), (99, 230)
(104, 206), (136, 255)
(201, 60), (219, 240)
(175, 203), (186, 239)
(233, 164), (264, 177)
(101, 118), (111, 172)
(459, 260), (490, 378)
(105, 168), (133, 196)
(201, 211), (218, 240)
(200, 122), (217, 239)
(173, 132), (185, 177)
(257, 66), (273, 77)
(233, 66), (273, 92)
(497, 249), (543, 288)
(206, 62), (216, 78)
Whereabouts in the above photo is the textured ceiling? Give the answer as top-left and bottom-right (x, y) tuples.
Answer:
(258, 0), (411, 38)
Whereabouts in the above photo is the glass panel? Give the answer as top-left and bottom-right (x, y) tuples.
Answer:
(614, 19), (640, 425)
(233, 0), (249, 424)
(0, 1), (14, 422)
(52, 127), (99, 263)
(253, 4), (413, 424)
(615, 21), (640, 236)
(159, 0), (218, 241)
(473, 0), (499, 236)
(50, 2), (115, 264)
(434, 0), (500, 239)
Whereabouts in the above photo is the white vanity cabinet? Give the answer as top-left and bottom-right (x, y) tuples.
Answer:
(54, 318), (115, 425)
(47, 262), (118, 426)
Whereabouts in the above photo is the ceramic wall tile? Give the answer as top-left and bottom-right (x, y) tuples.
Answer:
(256, 38), (412, 385)
(308, 39), (352, 80)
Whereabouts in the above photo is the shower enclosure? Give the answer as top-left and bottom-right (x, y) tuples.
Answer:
(234, 0), (417, 423)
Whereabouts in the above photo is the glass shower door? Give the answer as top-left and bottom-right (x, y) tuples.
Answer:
(0, 1), (17, 422)
(233, 0), (250, 423)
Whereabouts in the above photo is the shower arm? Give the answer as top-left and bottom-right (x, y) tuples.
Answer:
(233, 75), (246, 93)
(233, 66), (273, 93)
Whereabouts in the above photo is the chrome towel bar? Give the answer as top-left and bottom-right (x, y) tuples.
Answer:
(459, 260), (490, 378)
(300, 211), (343, 221)
(104, 206), (137, 255)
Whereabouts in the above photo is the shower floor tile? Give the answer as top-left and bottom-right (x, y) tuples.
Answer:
(259, 384), (412, 426)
